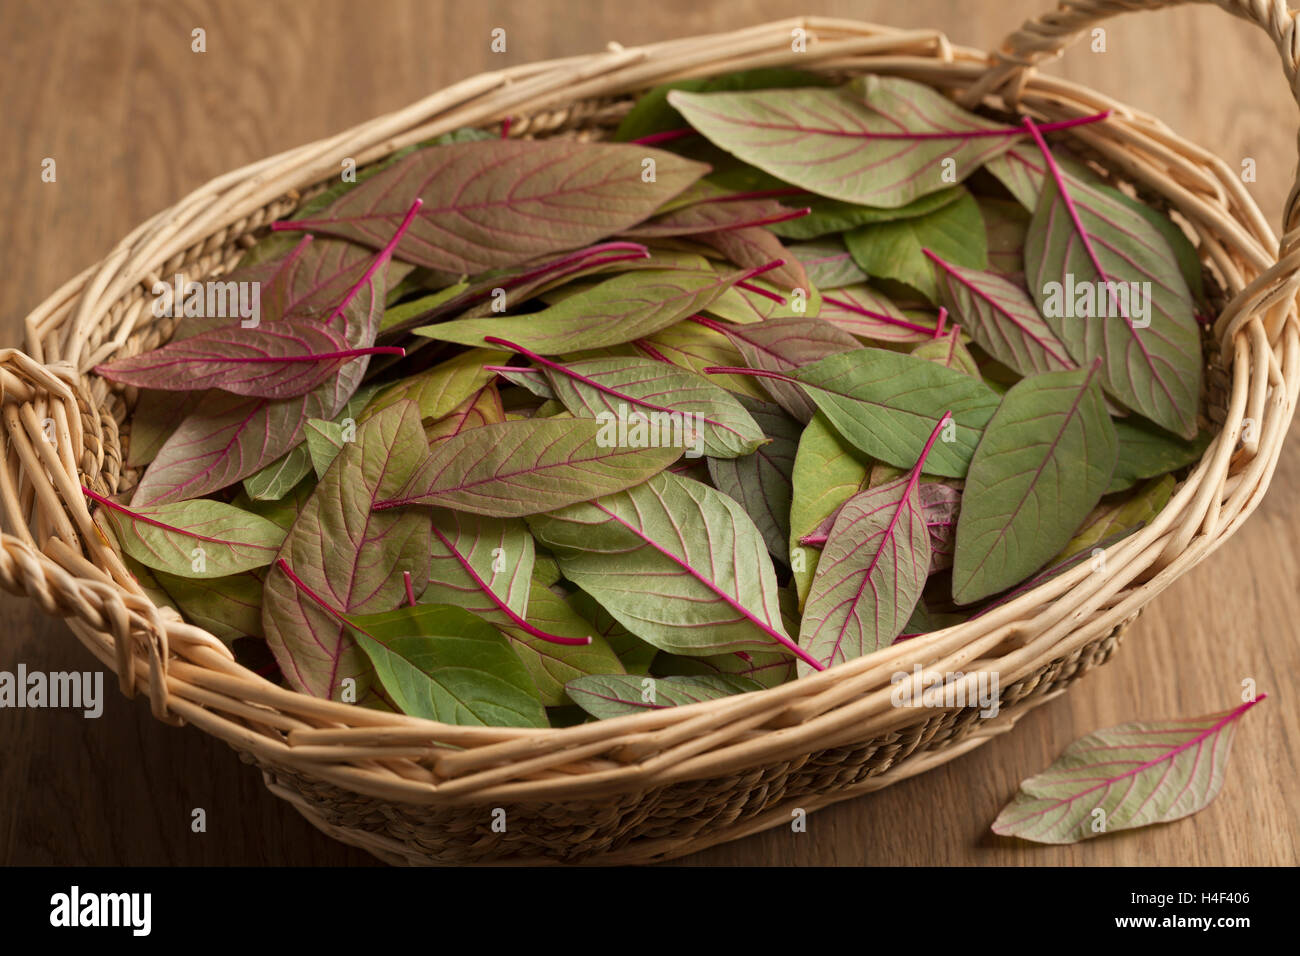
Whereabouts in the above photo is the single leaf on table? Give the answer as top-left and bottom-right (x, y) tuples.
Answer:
(844, 189), (987, 302)
(692, 226), (809, 291)
(275, 140), (709, 274)
(126, 390), (207, 467)
(819, 284), (939, 343)
(566, 673), (762, 720)
(360, 347), (506, 422)
(797, 417), (947, 672)
(1056, 474), (1175, 562)
(87, 489), (283, 578)
(769, 187), (964, 240)
(992, 696), (1265, 844)
(710, 347), (1001, 477)
(925, 250), (1076, 378)
(95, 318), (397, 400)
(788, 238), (869, 290)
(1108, 417), (1211, 493)
(705, 395), (800, 559)
(909, 326), (981, 377)
(241, 383), (380, 502)
(508, 345), (767, 459)
(667, 77), (1025, 207)
(695, 314), (859, 423)
(613, 66), (831, 142)
(789, 412), (872, 606)
(503, 586), (625, 706)
(528, 470), (819, 668)
(378, 417), (681, 517)
(952, 364), (1119, 605)
(416, 268), (750, 353)
(348, 604), (548, 727)
(1022, 123), (1202, 438)
(262, 400), (432, 703)
(154, 569), (265, 645)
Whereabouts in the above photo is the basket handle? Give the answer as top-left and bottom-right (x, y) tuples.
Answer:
(965, 0), (1300, 226)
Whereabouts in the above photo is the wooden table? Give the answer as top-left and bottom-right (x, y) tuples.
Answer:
(1, 0), (1295, 866)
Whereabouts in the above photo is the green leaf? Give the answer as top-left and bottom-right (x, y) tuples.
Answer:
(992, 697), (1265, 844)
(538, 353), (766, 458)
(381, 417), (681, 516)
(952, 365), (1118, 604)
(380, 281), (470, 332)
(909, 328), (981, 377)
(788, 238), (868, 290)
(262, 400), (432, 703)
(126, 391), (206, 468)
(789, 412), (872, 607)
(668, 77), (1019, 207)
(92, 495), (283, 578)
(360, 348), (505, 422)
(706, 395), (800, 558)
(770, 187), (964, 241)
(289, 140), (708, 274)
(844, 190), (986, 302)
(653, 648), (794, 688)
(528, 471), (805, 662)
(1024, 152), (1201, 437)
(777, 348), (1002, 477)
(798, 471), (930, 672)
(818, 283), (937, 343)
(502, 587), (625, 706)
(303, 418), (348, 479)
(569, 590), (657, 675)
(613, 67), (831, 142)
(154, 570), (264, 645)
(566, 673), (761, 720)
(416, 268), (747, 353)
(349, 604), (548, 727)
(1056, 474), (1175, 562)
(1108, 418), (1211, 493)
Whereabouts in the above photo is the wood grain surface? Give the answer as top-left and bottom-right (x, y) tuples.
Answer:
(1, 0), (1295, 866)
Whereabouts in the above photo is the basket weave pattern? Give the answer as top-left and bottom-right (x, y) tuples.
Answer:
(2, 2), (1297, 864)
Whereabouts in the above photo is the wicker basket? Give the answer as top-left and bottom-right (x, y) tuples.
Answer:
(2, 1), (1297, 866)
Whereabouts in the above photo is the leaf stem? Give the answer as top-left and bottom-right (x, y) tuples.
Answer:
(402, 570), (416, 607)
(429, 526), (591, 646)
(821, 294), (940, 336)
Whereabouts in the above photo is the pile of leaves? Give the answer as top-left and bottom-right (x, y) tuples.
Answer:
(90, 69), (1213, 728)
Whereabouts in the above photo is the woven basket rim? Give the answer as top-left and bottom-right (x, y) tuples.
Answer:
(4, 6), (1298, 813)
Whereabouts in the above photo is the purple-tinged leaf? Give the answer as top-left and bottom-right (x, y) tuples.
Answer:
(631, 320), (772, 402)
(925, 249), (1076, 377)
(770, 187), (964, 240)
(360, 347), (507, 423)
(788, 238), (868, 290)
(262, 400), (432, 703)
(707, 348), (1001, 477)
(272, 140), (708, 273)
(415, 267), (753, 354)
(424, 383), (505, 445)
(693, 226), (809, 291)
(490, 338), (765, 459)
(655, 647), (795, 689)
(909, 325), (981, 377)
(153, 568), (265, 645)
(952, 363), (1118, 605)
(693, 313), (859, 423)
(566, 673), (761, 719)
(819, 284), (939, 342)
(1022, 120), (1201, 438)
(992, 696), (1265, 844)
(86, 486), (283, 578)
(377, 418), (681, 517)
(97, 318), (401, 400)
(979, 197), (1030, 279)
(668, 79), (1107, 207)
(983, 145), (1106, 213)
(797, 416), (949, 672)
(622, 194), (809, 238)
(528, 470), (823, 669)
(802, 479), (960, 575)
(501, 587), (625, 706)
(126, 390), (207, 467)
(706, 395), (800, 558)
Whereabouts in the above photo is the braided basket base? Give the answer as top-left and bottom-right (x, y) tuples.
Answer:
(253, 622), (1128, 865)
